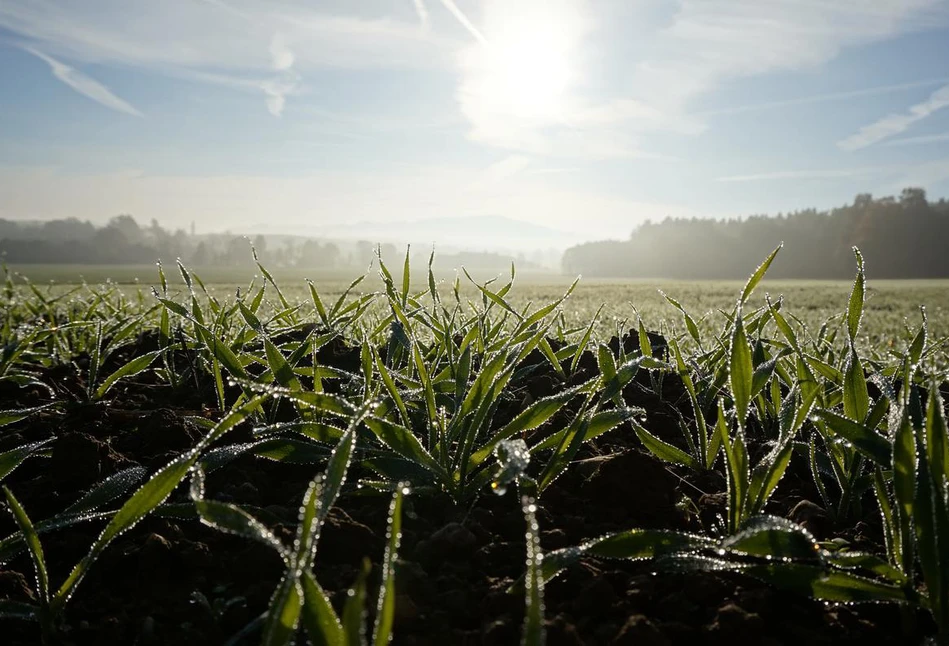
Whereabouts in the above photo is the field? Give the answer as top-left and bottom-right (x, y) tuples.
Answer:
(9, 262), (949, 341)
(1, 248), (948, 645)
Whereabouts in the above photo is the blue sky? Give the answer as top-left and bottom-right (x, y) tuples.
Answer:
(1, 0), (948, 243)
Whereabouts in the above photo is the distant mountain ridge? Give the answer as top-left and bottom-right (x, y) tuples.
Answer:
(266, 215), (577, 252)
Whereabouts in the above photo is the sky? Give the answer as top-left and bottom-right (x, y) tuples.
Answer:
(1, 0), (949, 244)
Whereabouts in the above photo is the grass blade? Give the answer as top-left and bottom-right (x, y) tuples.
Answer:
(301, 570), (344, 646)
(729, 306), (753, 427)
(372, 485), (406, 646)
(94, 350), (160, 399)
(2, 487), (48, 604)
(521, 491), (546, 646)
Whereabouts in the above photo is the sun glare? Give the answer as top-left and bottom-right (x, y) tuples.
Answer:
(464, 2), (579, 123)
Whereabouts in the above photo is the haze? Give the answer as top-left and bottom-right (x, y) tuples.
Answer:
(1, 0), (949, 253)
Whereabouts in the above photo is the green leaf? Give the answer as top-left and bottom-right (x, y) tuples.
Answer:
(262, 575), (304, 646)
(847, 247), (865, 340)
(745, 562), (911, 604)
(729, 305), (753, 427)
(0, 440), (53, 483)
(632, 422), (699, 469)
(400, 245), (411, 306)
(637, 318), (653, 358)
(659, 290), (701, 345)
(531, 406), (638, 454)
(471, 387), (580, 467)
(723, 515), (821, 562)
(540, 529), (715, 584)
(521, 492), (546, 646)
(2, 486), (48, 604)
(748, 441), (793, 515)
(0, 403), (57, 428)
(238, 301), (264, 333)
(718, 402), (748, 534)
(195, 499), (288, 559)
(94, 350), (160, 399)
(600, 356), (645, 402)
(740, 243), (782, 305)
(62, 466), (148, 516)
(253, 439), (330, 465)
(363, 416), (443, 475)
(570, 305), (602, 373)
(919, 384), (949, 632)
(843, 345), (870, 423)
(816, 410), (891, 466)
(372, 486), (405, 646)
(343, 559), (371, 646)
(197, 325), (248, 382)
(264, 338), (302, 390)
(307, 280), (330, 328)
(300, 570), (344, 646)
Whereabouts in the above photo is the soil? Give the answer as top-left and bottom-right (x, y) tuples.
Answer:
(0, 330), (936, 645)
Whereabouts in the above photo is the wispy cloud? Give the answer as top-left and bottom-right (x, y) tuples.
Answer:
(699, 78), (949, 117)
(412, 0), (430, 30)
(883, 131), (949, 146)
(0, 1), (455, 118)
(716, 168), (880, 183)
(0, 1), (453, 71)
(838, 84), (949, 150)
(634, 0), (949, 110)
(261, 34), (299, 116)
(24, 47), (142, 116)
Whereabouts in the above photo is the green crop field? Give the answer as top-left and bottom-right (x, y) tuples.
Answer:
(9, 261), (949, 342)
(1, 246), (948, 644)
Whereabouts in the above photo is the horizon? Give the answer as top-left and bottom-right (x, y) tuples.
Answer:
(1, 1), (949, 245)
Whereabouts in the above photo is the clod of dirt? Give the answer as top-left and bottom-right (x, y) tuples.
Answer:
(572, 576), (617, 617)
(137, 532), (175, 577)
(394, 593), (420, 624)
(787, 499), (829, 539)
(613, 614), (669, 646)
(113, 408), (200, 464)
(607, 329), (668, 359)
(49, 432), (122, 487)
(545, 614), (586, 645)
(0, 569), (35, 603)
(697, 491), (728, 530)
(527, 373), (559, 400)
(579, 450), (679, 527)
(482, 616), (518, 645)
(317, 507), (382, 563)
(710, 602), (766, 643)
(418, 522), (477, 562)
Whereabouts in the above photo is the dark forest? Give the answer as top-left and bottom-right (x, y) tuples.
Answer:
(563, 188), (949, 278)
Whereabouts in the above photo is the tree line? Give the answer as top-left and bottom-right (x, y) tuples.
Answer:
(562, 188), (949, 279)
(0, 215), (381, 268)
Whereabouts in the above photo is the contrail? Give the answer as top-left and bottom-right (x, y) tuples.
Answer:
(438, 0), (488, 45)
(24, 47), (144, 117)
(698, 78), (949, 117)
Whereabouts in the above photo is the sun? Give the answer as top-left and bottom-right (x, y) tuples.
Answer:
(463, 2), (579, 123)
(488, 29), (571, 119)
